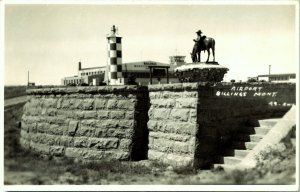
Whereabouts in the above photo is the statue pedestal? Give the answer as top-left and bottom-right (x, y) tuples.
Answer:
(174, 62), (229, 83)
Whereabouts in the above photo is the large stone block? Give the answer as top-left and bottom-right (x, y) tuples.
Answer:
(45, 116), (67, 125)
(47, 124), (67, 135)
(87, 137), (119, 149)
(81, 119), (98, 127)
(125, 111), (134, 120)
(75, 111), (85, 119)
(43, 98), (58, 108)
(163, 153), (193, 167)
(152, 108), (171, 120)
(65, 147), (83, 158)
(83, 111), (97, 119)
(107, 100), (118, 109)
(31, 142), (50, 154)
(83, 99), (94, 110)
(164, 121), (197, 135)
(36, 122), (48, 133)
(149, 131), (191, 142)
(97, 111), (110, 119)
(176, 98), (197, 108)
(58, 136), (74, 147)
(152, 138), (190, 154)
(68, 120), (79, 136)
(50, 146), (65, 156)
(94, 99), (107, 109)
(42, 134), (57, 145)
(94, 129), (108, 138)
(151, 99), (176, 108)
(119, 120), (134, 128)
(170, 109), (190, 122)
(162, 91), (182, 99)
(56, 110), (74, 118)
(119, 138), (132, 150)
(75, 126), (96, 137)
(74, 137), (88, 148)
(117, 99), (136, 109)
(147, 150), (165, 161)
(110, 111), (125, 119)
(61, 100), (71, 108)
(107, 128), (134, 139)
(28, 106), (42, 116)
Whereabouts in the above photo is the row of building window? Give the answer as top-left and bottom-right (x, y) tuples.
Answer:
(270, 76), (294, 81)
(81, 71), (104, 76)
(125, 72), (176, 78)
(64, 79), (83, 85)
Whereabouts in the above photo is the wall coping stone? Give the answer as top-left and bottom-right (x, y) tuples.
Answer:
(26, 82), (295, 94)
(26, 85), (148, 95)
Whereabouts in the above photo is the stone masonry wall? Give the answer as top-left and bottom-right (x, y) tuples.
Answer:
(147, 83), (199, 166)
(19, 82), (295, 168)
(148, 82), (296, 169)
(20, 86), (149, 161)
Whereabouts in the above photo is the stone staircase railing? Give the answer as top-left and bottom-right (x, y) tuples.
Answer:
(238, 104), (296, 169)
(213, 105), (296, 170)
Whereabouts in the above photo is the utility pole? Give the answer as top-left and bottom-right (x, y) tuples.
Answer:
(28, 70), (29, 86)
(269, 65), (271, 82)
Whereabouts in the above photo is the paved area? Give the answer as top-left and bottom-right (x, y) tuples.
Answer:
(4, 96), (27, 108)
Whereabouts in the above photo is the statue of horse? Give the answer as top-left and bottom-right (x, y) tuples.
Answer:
(191, 36), (215, 63)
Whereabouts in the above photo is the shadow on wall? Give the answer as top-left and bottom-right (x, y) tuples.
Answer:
(194, 83), (295, 169)
(131, 88), (150, 160)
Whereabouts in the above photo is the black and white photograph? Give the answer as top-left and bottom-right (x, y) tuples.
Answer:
(1, 0), (298, 190)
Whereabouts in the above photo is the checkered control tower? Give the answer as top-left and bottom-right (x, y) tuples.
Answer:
(107, 25), (124, 85)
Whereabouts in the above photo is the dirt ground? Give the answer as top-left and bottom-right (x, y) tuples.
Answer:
(4, 96), (296, 185)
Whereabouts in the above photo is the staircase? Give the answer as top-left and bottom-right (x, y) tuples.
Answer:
(213, 118), (280, 171)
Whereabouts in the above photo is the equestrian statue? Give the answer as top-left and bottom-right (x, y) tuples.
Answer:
(191, 30), (216, 63)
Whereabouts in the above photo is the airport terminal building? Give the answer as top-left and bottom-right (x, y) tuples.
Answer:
(61, 56), (186, 86)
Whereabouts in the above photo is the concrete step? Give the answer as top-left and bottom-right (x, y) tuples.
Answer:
(258, 118), (280, 128)
(231, 141), (258, 150)
(245, 142), (258, 150)
(234, 149), (250, 158)
(234, 134), (264, 142)
(250, 134), (264, 142)
(223, 156), (243, 165)
(254, 127), (271, 135)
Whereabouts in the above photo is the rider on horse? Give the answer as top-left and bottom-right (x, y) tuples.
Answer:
(194, 30), (206, 50)
(191, 29), (216, 63)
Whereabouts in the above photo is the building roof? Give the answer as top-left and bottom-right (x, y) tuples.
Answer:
(258, 73), (296, 77)
(80, 66), (106, 71)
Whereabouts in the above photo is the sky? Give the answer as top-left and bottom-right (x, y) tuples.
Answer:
(4, 2), (297, 85)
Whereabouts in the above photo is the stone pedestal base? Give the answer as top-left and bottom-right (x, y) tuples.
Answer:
(174, 62), (229, 83)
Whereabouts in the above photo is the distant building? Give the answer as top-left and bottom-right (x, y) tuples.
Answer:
(61, 62), (106, 86)
(248, 73), (296, 83)
(169, 55), (186, 66)
(122, 60), (180, 85)
(62, 60), (180, 86)
(27, 82), (35, 86)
